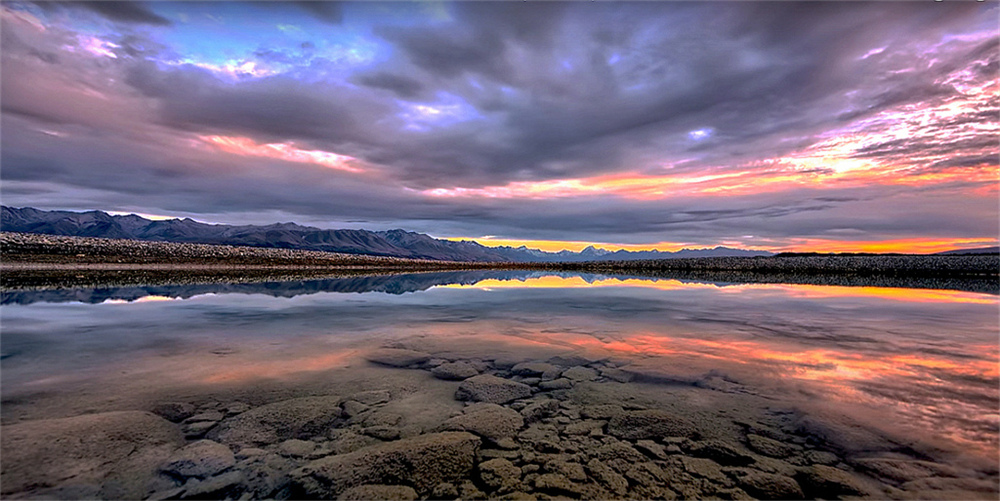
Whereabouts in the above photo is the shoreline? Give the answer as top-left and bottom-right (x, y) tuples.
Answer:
(3, 232), (998, 294)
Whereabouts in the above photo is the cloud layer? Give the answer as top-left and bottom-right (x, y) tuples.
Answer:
(1, 1), (997, 251)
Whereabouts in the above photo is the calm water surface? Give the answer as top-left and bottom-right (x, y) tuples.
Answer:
(3, 271), (997, 461)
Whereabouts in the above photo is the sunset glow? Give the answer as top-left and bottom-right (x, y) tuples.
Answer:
(200, 135), (362, 173)
(1, 1), (996, 252)
(440, 275), (997, 305)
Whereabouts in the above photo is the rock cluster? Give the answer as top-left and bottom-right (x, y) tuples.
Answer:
(3, 347), (995, 500)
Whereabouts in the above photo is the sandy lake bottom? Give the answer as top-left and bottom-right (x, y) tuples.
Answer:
(1, 271), (997, 500)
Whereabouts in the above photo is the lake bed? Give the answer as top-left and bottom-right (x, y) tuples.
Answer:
(2, 271), (997, 499)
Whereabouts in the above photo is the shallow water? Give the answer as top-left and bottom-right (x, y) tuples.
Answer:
(2, 270), (998, 499)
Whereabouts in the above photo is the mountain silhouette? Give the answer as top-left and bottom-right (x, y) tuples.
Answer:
(1, 206), (773, 262)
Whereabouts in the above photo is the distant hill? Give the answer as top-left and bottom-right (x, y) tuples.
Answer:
(935, 247), (1000, 256)
(0, 206), (773, 262)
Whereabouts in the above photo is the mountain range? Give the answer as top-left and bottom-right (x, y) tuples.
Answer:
(1, 206), (773, 262)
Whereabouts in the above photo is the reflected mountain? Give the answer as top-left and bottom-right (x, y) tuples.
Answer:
(2, 269), (996, 305)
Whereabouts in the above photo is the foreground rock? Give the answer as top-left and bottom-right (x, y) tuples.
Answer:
(431, 361), (480, 380)
(207, 396), (342, 447)
(366, 348), (431, 368)
(796, 464), (873, 498)
(160, 439), (235, 479)
(455, 374), (532, 404)
(337, 484), (418, 500)
(290, 432), (481, 497)
(440, 403), (524, 442)
(478, 458), (522, 493)
(1, 411), (184, 498)
(607, 409), (698, 440)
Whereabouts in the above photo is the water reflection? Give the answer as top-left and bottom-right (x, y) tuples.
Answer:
(1, 271), (997, 459)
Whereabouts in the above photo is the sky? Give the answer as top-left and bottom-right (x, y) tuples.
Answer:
(1, 1), (997, 253)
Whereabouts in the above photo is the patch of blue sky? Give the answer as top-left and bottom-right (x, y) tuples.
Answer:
(150, 4), (395, 81)
(398, 92), (483, 131)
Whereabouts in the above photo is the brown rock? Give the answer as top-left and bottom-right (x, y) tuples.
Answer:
(366, 348), (431, 368)
(732, 470), (804, 500)
(337, 484), (418, 500)
(607, 409), (698, 440)
(795, 465), (873, 498)
(456, 375), (533, 404)
(511, 362), (557, 376)
(151, 402), (196, 423)
(746, 433), (799, 459)
(440, 403), (524, 442)
(431, 361), (480, 380)
(478, 458), (522, 493)
(161, 440), (235, 478)
(586, 459), (628, 496)
(1, 411), (184, 499)
(207, 396), (342, 447)
(290, 432), (480, 497)
(561, 366), (599, 381)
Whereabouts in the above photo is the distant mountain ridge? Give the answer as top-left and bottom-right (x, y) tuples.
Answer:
(0, 206), (773, 262)
(934, 247), (999, 256)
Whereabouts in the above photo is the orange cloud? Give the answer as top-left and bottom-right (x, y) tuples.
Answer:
(200, 135), (362, 173)
(446, 235), (997, 254)
(444, 237), (696, 253)
(771, 236), (998, 254)
(439, 275), (995, 304)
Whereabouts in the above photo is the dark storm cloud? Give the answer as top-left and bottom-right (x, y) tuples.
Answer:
(354, 71), (425, 99)
(291, 1), (342, 24)
(102, 2), (989, 189)
(123, 61), (381, 146)
(35, 1), (171, 25)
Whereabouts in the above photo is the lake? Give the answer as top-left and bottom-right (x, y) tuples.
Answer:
(2, 271), (997, 499)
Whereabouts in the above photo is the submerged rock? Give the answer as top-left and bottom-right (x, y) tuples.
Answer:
(687, 439), (755, 466)
(731, 469), (804, 500)
(537, 378), (573, 391)
(533, 473), (585, 496)
(478, 458), (522, 493)
(290, 432), (481, 497)
(586, 459), (629, 495)
(337, 484), (418, 500)
(520, 399), (559, 424)
(161, 440), (235, 479)
(350, 390), (392, 406)
(746, 433), (798, 458)
(455, 374), (532, 404)
(431, 361), (480, 380)
(180, 470), (244, 499)
(151, 402), (196, 423)
(511, 362), (556, 377)
(796, 465), (873, 498)
(1, 411), (184, 499)
(561, 366), (599, 381)
(607, 409), (698, 440)
(803, 450), (840, 466)
(580, 404), (623, 420)
(440, 403), (524, 442)
(599, 367), (635, 383)
(366, 349), (431, 368)
(207, 396), (342, 447)
(277, 439), (317, 458)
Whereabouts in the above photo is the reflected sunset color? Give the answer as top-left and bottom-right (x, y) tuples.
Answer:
(2, 271), (996, 459)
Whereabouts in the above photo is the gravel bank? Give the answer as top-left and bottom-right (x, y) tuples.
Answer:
(0, 232), (504, 269)
(561, 254), (999, 278)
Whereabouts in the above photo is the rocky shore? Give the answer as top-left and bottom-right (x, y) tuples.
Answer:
(3, 231), (997, 294)
(0, 232), (506, 269)
(3, 346), (996, 500)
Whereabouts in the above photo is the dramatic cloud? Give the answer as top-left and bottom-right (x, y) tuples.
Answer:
(1, 1), (997, 252)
